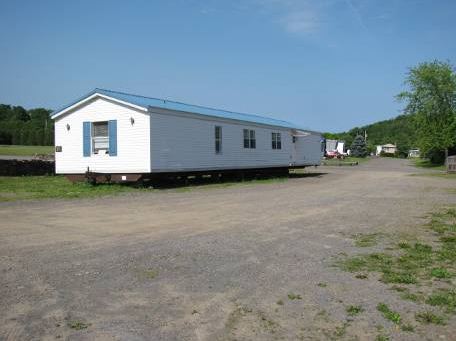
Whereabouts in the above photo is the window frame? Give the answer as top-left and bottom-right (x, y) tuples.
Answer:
(215, 126), (222, 154)
(92, 121), (109, 154)
(272, 132), (282, 150)
(243, 129), (256, 149)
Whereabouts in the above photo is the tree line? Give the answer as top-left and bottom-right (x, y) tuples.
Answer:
(0, 104), (54, 146)
(325, 60), (456, 164)
(324, 113), (419, 158)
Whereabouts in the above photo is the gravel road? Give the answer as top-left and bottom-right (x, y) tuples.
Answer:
(1, 158), (455, 340)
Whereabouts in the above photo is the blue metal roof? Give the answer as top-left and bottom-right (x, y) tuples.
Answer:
(52, 88), (304, 129)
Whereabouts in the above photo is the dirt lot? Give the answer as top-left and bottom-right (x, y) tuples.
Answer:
(1, 158), (455, 340)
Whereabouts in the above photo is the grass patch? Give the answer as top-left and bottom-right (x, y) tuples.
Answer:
(355, 273), (368, 279)
(338, 207), (455, 334)
(390, 286), (408, 292)
(322, 157), (369, 166)
(276, 299), (284, 306)
(430, 267), (452, 279)
(68, 320), (90, 330)
(287, 293), (302, 300)
(411, 172), (456, 179)
(401, 323), (415, 332)
(426, 289), (456, 313)
(398, 241), (411, 249)
(0, 173), (293, 202)
(0, 176), (138, 202)
(0, 144), (54, 156)
(375, 335), (389, 341)
(413, 159), (446, 171)
(354, 233), (379, 247)
(400, 292), (420, 302)
(377, 303), (401, 324)
(337, 241), (439, 285)
(333, 322), (349, 337)
(317, 282), (327, 287)
(415, 311), (446, 325)
(346, 305), (363, 316)
(136, 268), (158, 280)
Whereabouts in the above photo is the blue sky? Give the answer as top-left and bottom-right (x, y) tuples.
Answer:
(0, 0), (455, 132)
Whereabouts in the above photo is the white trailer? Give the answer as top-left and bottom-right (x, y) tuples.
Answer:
(51, 89), (323, 182)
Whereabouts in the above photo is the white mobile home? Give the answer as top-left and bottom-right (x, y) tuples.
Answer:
(51, 89), (323, 181)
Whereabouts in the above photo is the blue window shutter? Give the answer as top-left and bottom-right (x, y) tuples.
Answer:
(108, 120), (117, 156)
(83, 122), (91, 157)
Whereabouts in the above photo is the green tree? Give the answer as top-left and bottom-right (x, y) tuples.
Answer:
(350, 135), (367, 157)
(397, 60), (456, 164)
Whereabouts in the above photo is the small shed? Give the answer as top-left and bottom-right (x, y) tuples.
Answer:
(376, 144), (397, 156)
(447, 155), (456, 173)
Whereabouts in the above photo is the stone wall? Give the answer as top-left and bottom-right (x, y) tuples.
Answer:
(0, 159), (55, 176)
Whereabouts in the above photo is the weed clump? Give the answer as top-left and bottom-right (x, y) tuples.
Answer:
(377, 303), (401, 324)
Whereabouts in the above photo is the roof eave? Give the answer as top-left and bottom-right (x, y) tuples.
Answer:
(50, 89), (148, 119)
(147, 105), (304, 130)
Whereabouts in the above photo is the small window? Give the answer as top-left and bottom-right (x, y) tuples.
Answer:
(92, 121), (109, 154)
(243, 129), (256, 149)
(215, 126), (222, 154)
(272, 132), (282, 149)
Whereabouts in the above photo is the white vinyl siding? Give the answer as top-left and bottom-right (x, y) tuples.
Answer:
(54, 97), (150, 174)
(54, 95), (322, 175)
(149, 110), (294, 172)
(293, 132), (324, 166)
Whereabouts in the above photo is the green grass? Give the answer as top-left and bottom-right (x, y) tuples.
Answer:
(411, 172), (456, 179)
(430, 267), (452, 279)
(400, 292), (421, 302)
(68, 320), (90, 330)
(337, 236), (455, 285)
(141, 269), (158, 279)
(287, 293), (302, 300)
(0, 174), (293, 202)
(426, 289), (456, 313)
(377, 303), (401, 324)
(413, 158), (446, 171)
(0, 176), (137, 202)
(0, 144), (54, 156)
(355, 273), (368, 279)
(415, 311), (446, 325)
(354, 233), (379, 247)
(346, 305), (363, 316)
(337, 207), (456, 333)
(174, 176), (289, 192)
(401, 323), (415, 332)
(322, 157), (369, 166)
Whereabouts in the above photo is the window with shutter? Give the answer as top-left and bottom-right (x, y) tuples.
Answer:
(92, 121), (109, 154)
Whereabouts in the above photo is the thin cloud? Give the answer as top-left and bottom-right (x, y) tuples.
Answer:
(254, 0), (322, 35)
(279, 9), (320, 34)
(344, 0), (369, 33)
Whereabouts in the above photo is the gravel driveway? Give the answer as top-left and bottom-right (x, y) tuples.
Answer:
(1, 158), (455, 340)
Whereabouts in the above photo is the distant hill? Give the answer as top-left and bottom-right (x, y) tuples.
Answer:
(324, 114), (418, 156)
